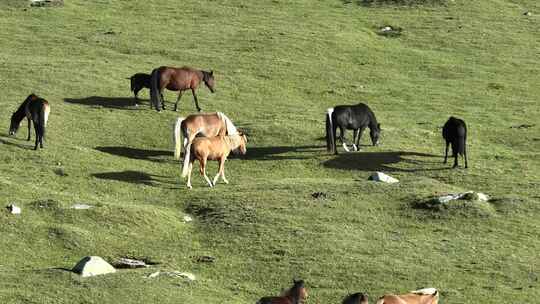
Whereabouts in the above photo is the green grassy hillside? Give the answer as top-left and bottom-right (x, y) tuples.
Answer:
(0, 0), (539, 303)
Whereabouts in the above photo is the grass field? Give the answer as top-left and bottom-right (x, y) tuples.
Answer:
(1, 0), (539, 303)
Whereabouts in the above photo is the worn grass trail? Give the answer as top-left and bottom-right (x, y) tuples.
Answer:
(0, 0), (539, 303)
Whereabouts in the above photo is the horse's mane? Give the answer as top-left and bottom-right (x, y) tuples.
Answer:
(217, 112), (238, 135)
(14, 94), (37, 114)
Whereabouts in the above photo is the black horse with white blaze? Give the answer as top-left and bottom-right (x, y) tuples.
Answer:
(326, 103), (380, 154)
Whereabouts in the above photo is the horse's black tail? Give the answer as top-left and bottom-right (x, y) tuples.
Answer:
(326, 108), (334, 153)
(455, 128), (466, 156)
(149, 68), (162, 111)
(36, 102), (48, 147)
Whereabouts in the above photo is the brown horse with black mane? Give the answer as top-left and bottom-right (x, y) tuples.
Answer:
(9, 93), (50, 150)
(256, 280), (308, 304)
(149, 66), (215, 112)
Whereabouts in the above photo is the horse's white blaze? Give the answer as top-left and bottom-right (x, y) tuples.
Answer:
(44, 105), (50, 126)
(411, 288), (438, 295)
(342, 142), (350, 152)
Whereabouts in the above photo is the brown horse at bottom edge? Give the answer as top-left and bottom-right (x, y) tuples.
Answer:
(257, 280), (308, 304)
(376, 288), (439, 304)
(181, 133), (247, 189)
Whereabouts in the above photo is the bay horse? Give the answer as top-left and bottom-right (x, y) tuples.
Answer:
(342, 293), (368, 304)
(376, 288), (439, 304)
(128, 73), (151, 105)
(149, 66), (215, 112)
(326, 103), (381, 154)
(443, 116), (468, 168)
(256, 280), (308, 304)
(172, 112), (238, 160)
(9, 93), (50, 150)
(180, 132), (247, 189)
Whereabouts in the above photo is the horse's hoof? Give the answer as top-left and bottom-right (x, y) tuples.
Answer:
(187, 185), (193, 189)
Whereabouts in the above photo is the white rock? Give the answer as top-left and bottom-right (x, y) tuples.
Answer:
(72, 256), (116, 277)
(168, 271), (196, 281)
(6, 204), (21, 214)
(71, 204), (93, 210)
(368, 172), (399, 184)
(115, 258), (148, 268)
(146, 271), (161, 278)
(477, 192), (489, 202)
(382, 26), (393, 32)
(183, 215), (193, 222)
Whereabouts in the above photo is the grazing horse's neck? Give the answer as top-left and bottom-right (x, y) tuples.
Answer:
(12, 98), (30, 124)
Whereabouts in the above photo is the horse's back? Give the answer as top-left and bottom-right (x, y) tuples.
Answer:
(332, 103), (373, 128)
(257, 296), (292, 304)
(443, 117), (467, 140)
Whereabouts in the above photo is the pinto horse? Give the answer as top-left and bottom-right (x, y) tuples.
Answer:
(342, 293), (368, 304)
(443, 116), (468, 168)
(181, 132), (247, 189)
(326, 103), (381, 154)
(172, 112), (238, 160)
(257, 280), (308, 304)
(149, 66), (215, 112)
(376, 288), (439, 304)
(9, 93), (50, 150)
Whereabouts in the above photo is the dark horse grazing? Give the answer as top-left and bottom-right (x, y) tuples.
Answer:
(149, 66), (215, 112)
(256, 280), (308, 304)
(442, 116), (468, 168)
(326, 103), (381, 154)
(9, 93), (50, 150)
(128, 73), (151, 105)
(342, 293), (368, 304)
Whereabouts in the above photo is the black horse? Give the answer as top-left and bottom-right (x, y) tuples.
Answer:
(128, 73), (151, 105)
(442, 116), (468, 168)
(326, 103), (381, 154)
(9, 93), (50, 150)
(342, 293), (368, 304)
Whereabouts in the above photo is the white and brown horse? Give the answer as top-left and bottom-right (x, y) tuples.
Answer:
(173, 112), (238, 160)
(376, 288), (439, 304)
(181, 133), (247, 189)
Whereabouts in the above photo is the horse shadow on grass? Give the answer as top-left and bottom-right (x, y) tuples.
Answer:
(92, 170), (171, 186)
(323, 151), (449, 172)
(64, 96), (146, 110)
(245, 145), (326, 161)
(0, 136), (34, 150)
(95, 146), (172, 163)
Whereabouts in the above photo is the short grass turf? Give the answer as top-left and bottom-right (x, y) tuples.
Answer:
(0, 0), (539, 303)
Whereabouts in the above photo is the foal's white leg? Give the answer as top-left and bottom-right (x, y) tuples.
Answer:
(216, 158), (228, 185)
(200, 159), (213, 188)
(221, 171), (229, 184)
(186, 163), (193, 189)
(203, 173), (213, 187)
(342, 142), (350, 152)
